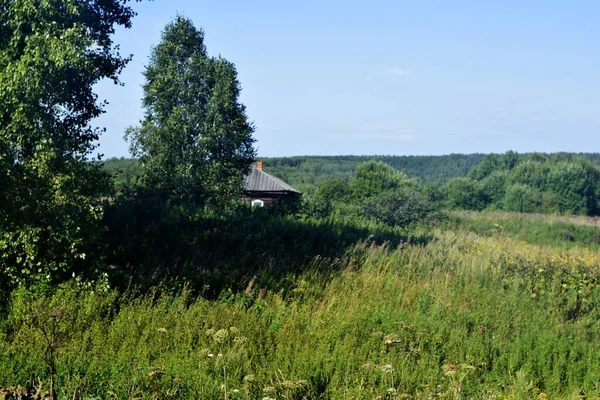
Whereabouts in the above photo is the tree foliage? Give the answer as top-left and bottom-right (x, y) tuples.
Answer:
(304, 161), (440, 227)
(444, 152), (600, 215)
(126, 16), (256, 206)
(443, 177), (487, 211)
(503, 183), (542, 213)
(0, 0), (138, 285)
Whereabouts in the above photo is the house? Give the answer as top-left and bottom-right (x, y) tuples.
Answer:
(243, 161), (301, 207)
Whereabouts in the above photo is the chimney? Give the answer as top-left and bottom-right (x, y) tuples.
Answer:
(256, 161), (263, 171)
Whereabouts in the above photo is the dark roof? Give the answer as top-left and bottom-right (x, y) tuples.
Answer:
(244, 167), (301, 194)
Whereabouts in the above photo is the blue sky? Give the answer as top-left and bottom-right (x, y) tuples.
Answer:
(94, 0), (600, 158)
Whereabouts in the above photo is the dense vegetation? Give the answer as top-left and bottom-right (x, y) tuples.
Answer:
(4, 215), (600, 399)
(102, 153), (488, 189)
(442, 152), (600, 216)
(0, 0), (136, 290)
(264, 154), (488, 186)
(251, 153), (600, 188)
(104, 152), (600, 217)
(3, 1), (600, 399)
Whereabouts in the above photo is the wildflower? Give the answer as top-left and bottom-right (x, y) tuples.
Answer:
(205, 328), (216, 337)
(199, 348), (211, 357)
(442, 363), (459, 376)
(281, 380), (297, 390)
(383, 333), (402, 345)
(380, 364), (394, 373)
(148, 366), (165, 377)
(208, 353), (214, 358)
(387, 388), (398, 394)
(263, 386), (277, 395)
(234, 336), (248, 344)
(229, 326), (240, 335)
(362, 363), (377, 370)
(217, 353), (223, 357)
(232, 389), (240, 393)
(243, 374), (256, 382)
(157, 327), (168, 333)
(213, 328), (229, 343)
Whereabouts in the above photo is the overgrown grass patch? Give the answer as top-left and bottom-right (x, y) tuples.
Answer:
(446, 211), (600, 250)
(2, 229), (600, 398)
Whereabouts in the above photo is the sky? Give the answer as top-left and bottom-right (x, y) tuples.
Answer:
(94, 0), (600, 158)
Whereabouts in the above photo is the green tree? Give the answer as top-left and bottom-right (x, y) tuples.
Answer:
(546, 160), (600, 215)
(302, 178), (351, 218)
(0, 0), (138, 286)
(468, 153), (499, 180)
(349, 160), (415, 199)
(479, 170), (509, 207)
(498, 150), (521, 170)
(443, 177), (487, 211)
(507, 160), (549, 189)
(503, 184), (541, 213)
(126, 16), (256, 206)
(345, 161), (439, 226)
(362, 190), (437, 227)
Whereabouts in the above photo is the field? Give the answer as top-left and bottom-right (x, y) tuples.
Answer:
(2, 212), (600, 399)
(3, 1), (600, 398)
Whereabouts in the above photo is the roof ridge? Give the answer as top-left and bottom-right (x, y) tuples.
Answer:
(246, 166), (300, 193)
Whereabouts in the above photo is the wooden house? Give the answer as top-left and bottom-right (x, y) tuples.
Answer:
(243, 161), (301, 207)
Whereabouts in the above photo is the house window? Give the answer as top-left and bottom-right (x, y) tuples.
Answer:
(251, 199), (265, 207)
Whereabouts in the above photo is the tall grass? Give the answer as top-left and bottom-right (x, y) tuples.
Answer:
(2, 227), (600, 399)
(447, 211), (600, 250)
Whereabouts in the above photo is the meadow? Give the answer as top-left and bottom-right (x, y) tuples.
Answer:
(2, 212), (600, 399)
(3, 0), (600, 397)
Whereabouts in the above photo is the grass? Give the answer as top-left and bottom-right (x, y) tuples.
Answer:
(446, 210), (600, 250)
(2, 217), (600, 398)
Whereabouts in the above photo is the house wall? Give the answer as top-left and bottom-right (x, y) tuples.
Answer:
(243, 192), (302, 212)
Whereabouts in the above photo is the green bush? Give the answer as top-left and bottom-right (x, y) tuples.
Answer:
(443, 177), (487, 210)
(503, 184), (541, 213)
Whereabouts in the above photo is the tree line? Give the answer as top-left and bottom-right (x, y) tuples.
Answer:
(105, 151), (600, 218)
(443, 152), (600, 215)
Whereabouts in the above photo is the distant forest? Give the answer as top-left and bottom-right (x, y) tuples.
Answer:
(104, 152), (600, 189)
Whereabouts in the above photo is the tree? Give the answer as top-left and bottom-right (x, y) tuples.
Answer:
(546, 160), (600, 215)
(479, 170), (509, 206)
(468, 153), (499, 181)
(349, 160), (416, 199)
(508, 160), (549, 189)
(443, 177), (488, 211)
(498, 150), (520, 170)
(503, 184), (541, 213)
(0, 0), (139, 286)
(126, 16), (256, 207)
(362, 190), (437, 227)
